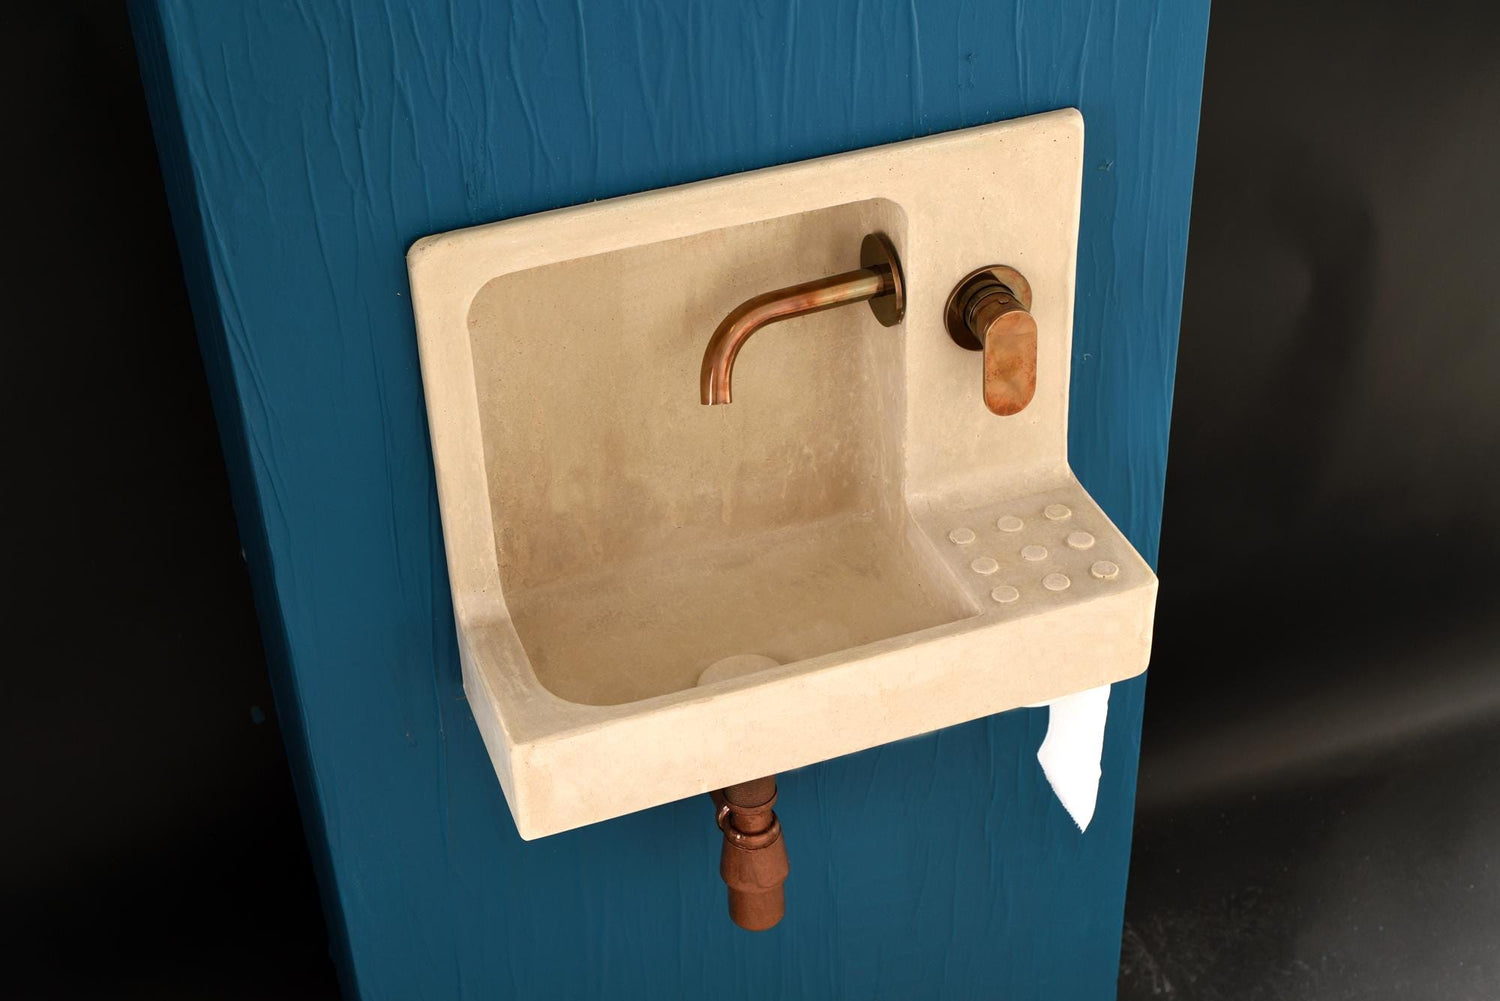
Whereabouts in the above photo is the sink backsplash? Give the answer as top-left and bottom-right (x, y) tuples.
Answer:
(468, 198), (907, 592)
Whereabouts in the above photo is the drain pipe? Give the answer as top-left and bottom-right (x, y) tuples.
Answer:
(711, 775), (789, 930)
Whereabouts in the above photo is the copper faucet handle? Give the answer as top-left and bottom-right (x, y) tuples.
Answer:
(944, 266), (1038, 416)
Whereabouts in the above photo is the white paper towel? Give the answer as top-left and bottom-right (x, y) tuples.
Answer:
(1035, 683), (1112, 832)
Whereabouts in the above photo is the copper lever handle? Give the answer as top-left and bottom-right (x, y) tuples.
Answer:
(943, 265), (1037, 416)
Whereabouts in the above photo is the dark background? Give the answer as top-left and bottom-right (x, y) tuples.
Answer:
(3, 2), (1495, 999)
(2, 5), (337, 999)
(1119, 2), (1500, 997)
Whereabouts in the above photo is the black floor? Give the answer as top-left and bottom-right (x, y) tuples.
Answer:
(1123, 711), (1500, 999)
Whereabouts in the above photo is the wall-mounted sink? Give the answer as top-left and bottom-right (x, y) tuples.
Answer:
(408, 108), (1156, 840)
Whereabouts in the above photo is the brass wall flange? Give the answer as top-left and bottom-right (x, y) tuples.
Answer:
(710, 775), (790, 931)
(944, 265), (1038, 416)
(860, 232), (905, 328)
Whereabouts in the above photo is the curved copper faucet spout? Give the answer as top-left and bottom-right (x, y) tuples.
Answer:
(699, 233), (905, 405)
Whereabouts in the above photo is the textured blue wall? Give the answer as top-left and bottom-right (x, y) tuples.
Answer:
(131, 2), (1208, 998)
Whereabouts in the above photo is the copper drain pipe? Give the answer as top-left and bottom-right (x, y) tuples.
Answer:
(710, 775), (789, 930)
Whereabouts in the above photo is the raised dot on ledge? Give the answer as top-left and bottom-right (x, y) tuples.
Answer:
(997, 515), (1024, 532)
(1021, 544), (1048, 562)
(1044, 503), (1072, 521)
(970, 556), (1000, 575)
(948, 527), (977, 545)
(990, 585), (1020, 604)
(1066, 531), (1095, 550)
(1090, 560), (1120, 581)
(1042, 572), (1071, 591)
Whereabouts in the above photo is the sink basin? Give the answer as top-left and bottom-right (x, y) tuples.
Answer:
(408, 108), (1156, 839)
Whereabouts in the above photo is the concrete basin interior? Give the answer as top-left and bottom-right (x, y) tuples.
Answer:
(466, 201), (974, 706)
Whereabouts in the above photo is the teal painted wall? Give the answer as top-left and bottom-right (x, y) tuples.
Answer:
(131, 2), (1208, 997)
